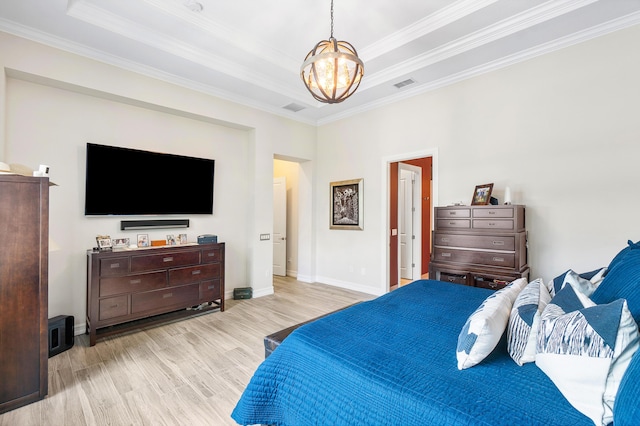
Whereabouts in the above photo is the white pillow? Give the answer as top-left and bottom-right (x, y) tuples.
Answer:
(536, 285), (639, 426)
(456, 277), (527, 370)
(547, 268), (606, 297)
(507, 278), (551, 365)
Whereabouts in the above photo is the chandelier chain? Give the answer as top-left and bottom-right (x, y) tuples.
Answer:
(330, 0), (334, 38)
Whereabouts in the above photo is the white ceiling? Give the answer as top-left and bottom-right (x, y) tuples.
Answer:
(1, 0), (639, 125)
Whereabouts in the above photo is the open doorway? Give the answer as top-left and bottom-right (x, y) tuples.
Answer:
(389, 156), (434, 291)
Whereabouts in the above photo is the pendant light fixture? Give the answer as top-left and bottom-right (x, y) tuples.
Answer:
(300, 0), (364, 104)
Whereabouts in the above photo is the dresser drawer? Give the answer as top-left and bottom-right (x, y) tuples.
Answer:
(433, 233), (515, 251)
(439, 272), (467, 285)
(130, 250), (200, 272)
(99, 295), (129, 321)
(200, 279), (222, 300)
(100, 257), (130, 276)
(472, 208), (514, 218)
(433, 247), (515, 268)
(202, 247), (223, 263)
(472, 219), (515, 231)
(131, 284), (199, 314)
(436, 219), (471, 230)
(436, 208), (470, 218)
(99, 271), (167, 297)
(474, 277), (509, 290)
(169, 263), (220, 286)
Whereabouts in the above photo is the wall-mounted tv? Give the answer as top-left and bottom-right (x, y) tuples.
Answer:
(84, 143), (215, 216)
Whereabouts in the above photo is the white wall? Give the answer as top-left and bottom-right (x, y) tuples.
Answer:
(0, 31), (317, 333)
(316, 24), (640, 294)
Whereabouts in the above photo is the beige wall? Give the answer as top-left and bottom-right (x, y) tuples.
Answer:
(0, 31), (317, 331)
(316, 23), (640, 294)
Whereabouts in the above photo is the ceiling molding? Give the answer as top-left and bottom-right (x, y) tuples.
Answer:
(360, 0), (600, 91)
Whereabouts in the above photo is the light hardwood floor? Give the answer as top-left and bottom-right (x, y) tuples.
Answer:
(0, 277), (373, 426)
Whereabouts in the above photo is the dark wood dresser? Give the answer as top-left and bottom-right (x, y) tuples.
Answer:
(429, 205), (529, 290)
(0, 175), (49, 413)
(86, 242), (224, 346)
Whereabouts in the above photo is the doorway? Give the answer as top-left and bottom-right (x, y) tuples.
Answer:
(399, 163), (422, 283)
(389, 155), (434, 290)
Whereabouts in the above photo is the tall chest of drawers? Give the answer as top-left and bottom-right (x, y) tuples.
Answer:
(429, 205), (529, 290)
(86, 243), (224, 346)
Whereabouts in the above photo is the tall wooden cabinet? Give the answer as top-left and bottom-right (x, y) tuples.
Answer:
(0, 175), (49, 413)
(429, 205), (529, 290)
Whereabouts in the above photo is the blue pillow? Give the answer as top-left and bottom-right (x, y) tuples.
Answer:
(614, 346), (640, 424)
(592, 249), (640, 323)
(607, 240), (640, 273)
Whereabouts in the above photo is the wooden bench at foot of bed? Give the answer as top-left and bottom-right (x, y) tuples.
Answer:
(263, 304), (356, 358)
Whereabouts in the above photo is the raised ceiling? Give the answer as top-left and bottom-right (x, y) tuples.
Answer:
(1, 0), (639, 124)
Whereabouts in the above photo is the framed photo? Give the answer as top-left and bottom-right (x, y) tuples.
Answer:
(166, 235), (177, 245)
(137, 234), (149, 247)
(112, 238), (130, 249)
(330, 178), (363, 230)
(96, 235), (112, 250)
(471, 183), (494, 205)
(178, 234), (188, 244)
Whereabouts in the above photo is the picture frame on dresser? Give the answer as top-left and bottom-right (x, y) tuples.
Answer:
(471, 183), (493, 205)
(137, 234), (149, 247)
(330, 178), (363, 230)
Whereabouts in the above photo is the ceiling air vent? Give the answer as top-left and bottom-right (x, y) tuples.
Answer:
(283, 103), (306, 113)
(394, 79), (416, 89)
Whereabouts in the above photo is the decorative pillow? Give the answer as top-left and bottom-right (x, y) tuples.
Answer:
(536, 285), (639, 426)
(507, 278), (551, 366)
(607, 239), (640, 273)
(456, 277), (527, 370)
(549, 269), (604, 298)
(591, 248), (640, 323)
(613, 344), (640, 424)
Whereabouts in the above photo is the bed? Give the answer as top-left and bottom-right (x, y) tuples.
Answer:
(232, 242), (640, 426)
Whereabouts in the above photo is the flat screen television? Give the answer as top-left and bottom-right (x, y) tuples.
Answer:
(84, 143), (215, 215)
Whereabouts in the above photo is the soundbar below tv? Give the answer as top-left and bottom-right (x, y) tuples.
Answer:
(84, 143), (215, 216)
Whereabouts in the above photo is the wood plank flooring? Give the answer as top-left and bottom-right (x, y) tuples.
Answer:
(0, 276), (373, 426)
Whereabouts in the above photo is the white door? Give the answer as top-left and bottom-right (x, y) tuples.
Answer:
(399, 163), (422, 282)
(273, 176), (287, 276)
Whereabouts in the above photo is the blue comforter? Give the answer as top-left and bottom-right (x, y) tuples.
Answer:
(232, 279), (591, 425)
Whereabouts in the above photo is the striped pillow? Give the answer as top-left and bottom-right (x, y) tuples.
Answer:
(536, 285), (639, 426)
(507, 278), (550, 365)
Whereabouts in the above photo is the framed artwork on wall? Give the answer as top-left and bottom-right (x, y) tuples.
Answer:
(330, 178), (363, 230)
(471, 183), (494, 205)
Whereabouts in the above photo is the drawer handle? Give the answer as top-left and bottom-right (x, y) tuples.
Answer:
(441, 253), (452, 258)
(163, 257), (174, 263)
(208, 285), (216, 290)
(110, 263), (120, 268)
(449, 222), (456, 226)
(448, 211), (456, 216)
(207, 252), (216, 257)
(488, 222), (496, 226)
(192, 270), (201, 275)
(447, 277), (455, 282)
(130, 279), (141, 284)
(489, 211), (496, 215)
(110, 304), (119, 309)
(488, 282), (499, 289)
(440, 238), (450, 243)
(163, 293), (173, 298)
(492, 241), (505, 246)
(493, 257), (505, 262)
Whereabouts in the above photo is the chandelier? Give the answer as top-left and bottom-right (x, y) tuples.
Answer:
(300, 0), (364, 104)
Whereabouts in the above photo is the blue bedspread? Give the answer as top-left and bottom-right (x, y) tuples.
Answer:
(232, 279), (591, 425)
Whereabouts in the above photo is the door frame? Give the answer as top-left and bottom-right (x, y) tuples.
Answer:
(382, 149), (439, 294)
